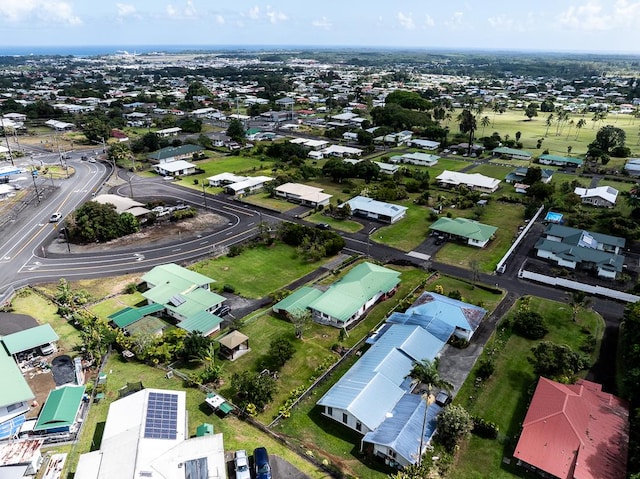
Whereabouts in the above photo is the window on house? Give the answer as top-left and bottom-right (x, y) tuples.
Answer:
(356, 421), (361, 431)
(342, 413), (348, 424)
(388, 449), (396, 459)
(327, 407), (333, 416)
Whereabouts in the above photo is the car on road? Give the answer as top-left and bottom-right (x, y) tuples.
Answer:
(88, 158), (96, 163)
(434, 235), (445, 246)
(316, 223), (331, 230)
(49, 212), (62, 223)
(215, 305), (231, 317)
(234, 450), (251, 479)
(253, 447), (272, 479)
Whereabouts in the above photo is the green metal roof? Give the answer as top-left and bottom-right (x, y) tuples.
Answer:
(538, 154), (584, 165)
(34, 385), (85, 431)
(141, 263), (215, 289)
(196, 423), (214, 436)
(148, 144), (203, 161)
(108, 304), (164, 328)
(178, 310), (223, 334)
(2, 324), (59, 355)
(0, 346), (34, 408)
(308, 262), (400, 321)
(430, 217), (498, 242)
(492, 146), (532, 158)
(272, 287), (324, 314)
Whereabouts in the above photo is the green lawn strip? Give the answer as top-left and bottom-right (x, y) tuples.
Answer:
(372, 201), (431, 251)
(53, 355), (329, 479)
(10, 290), (80, 351)
(466, 163), (513, 181)
(89, 292), (146, 319)
(305, 212), (363, 233)
(191, 243), (328, 298)
(449, 297), (604, 478)
(304, 179), (366, 202)
(427, 275), (504, 311)
(238, 192), (298, 212)
(552, 172), (592, 187)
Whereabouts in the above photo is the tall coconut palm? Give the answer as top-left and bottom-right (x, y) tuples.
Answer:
(545, 114), (554, 137)
(457, 109), (477, 156)
(575, 118), (586, 139)
(480, 116), (491, 136)
(407, 358), (454, 465)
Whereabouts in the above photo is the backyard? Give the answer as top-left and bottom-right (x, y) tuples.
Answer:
(447, 296), (604, 479)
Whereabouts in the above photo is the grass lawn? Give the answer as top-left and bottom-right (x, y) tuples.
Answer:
(434, 201), (525, 272)
(10, 289), (80, 352)
(89, 292), (146, 319)
(49, 354), (331, 479)
(448, 296), (604, 479)
(306, 212), (363, 233)
(467, 163), (513, 181)
(427, 275), (505, 312)
(238, 192), (298, 212)
(372, 200), (432, 251)
(191, 243), (329, 298)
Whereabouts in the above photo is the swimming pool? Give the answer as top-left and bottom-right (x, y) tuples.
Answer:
(545, 211), (563, 223)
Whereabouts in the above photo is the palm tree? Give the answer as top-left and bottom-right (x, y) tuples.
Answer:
(457, 109), (477, 156)
(575, 118), (586, 139)
(407, 358), (454, 465)
(569, 291), (591, 322)
(480, 116), (491, 136)
(545, 114), (554, 137)
(492, 102), (501, 126)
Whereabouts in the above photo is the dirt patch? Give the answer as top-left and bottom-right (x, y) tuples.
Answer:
(48, 211), (227, 254)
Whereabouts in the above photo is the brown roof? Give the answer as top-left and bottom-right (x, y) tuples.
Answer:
(218, 330), (248, 349)
(514, 377), (629, 479)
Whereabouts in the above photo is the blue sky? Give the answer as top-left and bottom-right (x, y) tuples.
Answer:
(0, 0), (638, 53)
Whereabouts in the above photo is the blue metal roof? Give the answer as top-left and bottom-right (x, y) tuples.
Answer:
(363, 393), (442, 465)
(405, 292), (487, 334)
(387, 312), (456, 343)
(317, 324), (445, 430)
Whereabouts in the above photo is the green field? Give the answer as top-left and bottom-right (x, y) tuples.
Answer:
(306, 211), (364, 233)
(372, 200), (432, 252)
(448, 296), (604, 479)
(191, 243), (329, 298)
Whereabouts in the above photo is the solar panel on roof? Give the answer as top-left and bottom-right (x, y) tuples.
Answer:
(169, 294), (186, 307)
(144, 392), (178, 440)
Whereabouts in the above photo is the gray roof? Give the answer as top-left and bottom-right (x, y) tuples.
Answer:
(535, 238), (625, 272)
(543, 224), (625, 249)
(342, 196), (408, 219)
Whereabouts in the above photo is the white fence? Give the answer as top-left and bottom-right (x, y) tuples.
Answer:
(495, 204), (545, 274)
(518, 269), (640, 303)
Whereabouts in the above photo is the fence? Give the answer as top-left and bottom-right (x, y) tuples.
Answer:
(518, 269), (640, 303)
(495, 204), (545, 274)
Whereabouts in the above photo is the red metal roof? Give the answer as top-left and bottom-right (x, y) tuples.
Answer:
(514, 377), (629, 479)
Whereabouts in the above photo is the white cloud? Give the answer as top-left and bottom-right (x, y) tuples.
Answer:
(444, 11), (464, 29)
(423, 15), (435, 28)
(248, 6), (260, 20)
(312, 16), (332, 29)
(487, 14), (515, 29)
(265, 6), (287, 24)
(558, 0), (640, 31)
(0, 0), (81, 25)
(116, 3), (137, 18)
(166, 0), (197, 19)
(215, 14), (225, 24)
(397, 11), (415, 30)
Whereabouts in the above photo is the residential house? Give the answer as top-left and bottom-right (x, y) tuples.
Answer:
(436, 170), (500, 193)
(538, 154), (583, 168)
(207, 172), (249, 187)
(147, 144), (203, 163)
(93, 194), (151, 218)
(154, 127), (182, 138)
(153, 160), (197, 177)
(141, 264), (226, 336)
(410, 139), (440, 150)
(342, 196), (408, 224)
(307, 262), (400, 328)
(108, 304), (166, 336)
(504, 167), (554, 184)
(624, 158), (640, 176)
(44, 119), (74, 131)
(272, 286), (324, 317)
(274, 183), (332, 207)
(514, 377), (628, 479)
(374, 162), (400, 175)
(430, 217), (497, 248)
(0, 346), (35, 440)
(534, 224), (626, 279)
(75, 389), (226, 479)
(574, 186), (619, 208)
(320, 145), (363, 157)
(0, 440), (44, 477)
(224, 175), (273, 196)
(33, 385), (85, 436)
(390, 152), (440, 167)
(492, 146), (532, 161)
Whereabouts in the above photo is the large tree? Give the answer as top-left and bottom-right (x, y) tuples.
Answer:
(588, 125), (626, 156)
(226, 118), (246, 143)
(457, 108), (477, 156)
(68, 201), (139, 243)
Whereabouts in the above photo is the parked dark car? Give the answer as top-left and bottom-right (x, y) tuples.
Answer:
(215, 305), (231, 317)
(253, 447), (272, 479)
(434, 235), (445, 245)
(316, 223), (331, 230)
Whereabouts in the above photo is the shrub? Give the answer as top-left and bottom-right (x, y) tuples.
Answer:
(223, 284), (236, 293)
(513, 310), (548, 339)
(476, 358), (495, 380)
(124, 282), (139, 294)
(472, 416), (499, 439)
(227, 245), (243, 257)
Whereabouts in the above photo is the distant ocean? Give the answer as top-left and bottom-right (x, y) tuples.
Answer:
(0, 44), (317, 57)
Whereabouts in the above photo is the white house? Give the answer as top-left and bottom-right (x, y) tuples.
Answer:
(207, 172), (249, 187)
(225, 175), (273, 196)
(155, 127), (182, 137)
(154, 160), (196, 177)
(275, 183), (332, 207)
(410, 139), (440, 149)
(391, 152), (440, 167)
(342, 196), (408, 224)
(436, 170), (500, 193)
(574, 186), (619, 208)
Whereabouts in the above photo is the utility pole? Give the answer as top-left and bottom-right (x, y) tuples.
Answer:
(2, 119), (15, 166)
(202, 182), (208, 208)
(31, 169), (40, 204)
